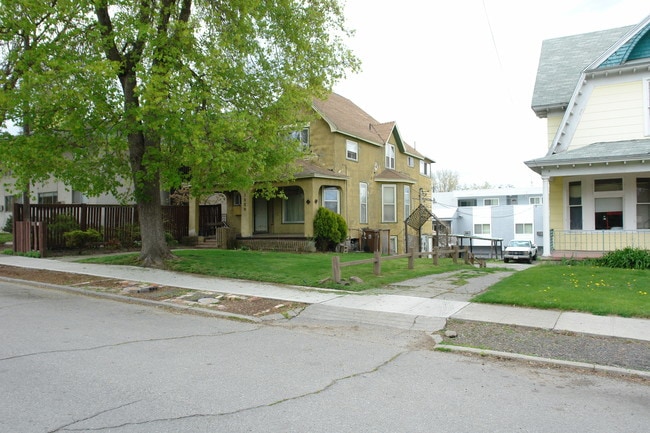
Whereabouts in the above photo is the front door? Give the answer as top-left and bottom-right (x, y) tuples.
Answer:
(254, 197), (268, 233)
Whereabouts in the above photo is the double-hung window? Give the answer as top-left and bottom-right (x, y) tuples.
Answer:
(323, 187), (340, 214)
(404, 186), (411, 219)
(346, 140), (358, 161)
(385, 144), (395, 169)
(382, 185), (396, 222)
(569, 181), (582, 229)
(359, 183), (368, 224)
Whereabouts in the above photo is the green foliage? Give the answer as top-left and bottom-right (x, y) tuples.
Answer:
(594, 247), (650, 270)
(313, 207), (347, 251)
(48, 214), (80, 238)
(3, 248), (13, 255)
(3, 214), (13, 233)
(1, 0), (359, 265)
(63, 229), (103, 251)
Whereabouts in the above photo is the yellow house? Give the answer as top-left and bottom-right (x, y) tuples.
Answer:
(197, 93), (435, 254)
(526, 15), (650, 256)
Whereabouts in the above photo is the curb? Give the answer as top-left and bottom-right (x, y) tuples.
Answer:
(0, 276), (263, 323)
(435, 343), (650, 379)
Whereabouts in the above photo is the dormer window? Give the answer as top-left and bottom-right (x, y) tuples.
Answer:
(385, 144), (395, 169)
(346, 140), (358, 161)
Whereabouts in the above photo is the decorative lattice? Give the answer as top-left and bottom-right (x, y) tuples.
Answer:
(406, 204), (433, 230)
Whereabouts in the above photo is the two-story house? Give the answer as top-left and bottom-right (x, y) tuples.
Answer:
(203, 93), (435, 254)
(526, 15), (650, 257)
(432, 187), (543, 256)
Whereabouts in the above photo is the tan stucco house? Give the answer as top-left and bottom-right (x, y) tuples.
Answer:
(527, 15), (650, 256)
(194, 93), (435, 254)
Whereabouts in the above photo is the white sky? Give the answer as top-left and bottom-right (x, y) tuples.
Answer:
(334, 0), (650, 188)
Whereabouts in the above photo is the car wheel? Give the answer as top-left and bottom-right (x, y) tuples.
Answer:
(527, 255), (532, 264)
(504, 258), (509, 263)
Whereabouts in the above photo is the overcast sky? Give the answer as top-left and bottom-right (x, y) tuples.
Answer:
(333, 1), (650, 188)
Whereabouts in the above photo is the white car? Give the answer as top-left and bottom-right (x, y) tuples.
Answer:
(503, 240), (537, 264)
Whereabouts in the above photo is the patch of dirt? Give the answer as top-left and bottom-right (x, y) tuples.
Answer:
(0, 264), (306, 318)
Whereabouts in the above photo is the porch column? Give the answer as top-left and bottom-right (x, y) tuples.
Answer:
(542, 175), (551, 257)
(188, 196), (199, 237)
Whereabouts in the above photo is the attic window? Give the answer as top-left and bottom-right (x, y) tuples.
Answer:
(346, 140), (358, 161)
(385, 144), (395, 169)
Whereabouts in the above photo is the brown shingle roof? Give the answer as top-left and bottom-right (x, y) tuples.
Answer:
(313, 93), (433, 162)
(293, 160), (349, 180)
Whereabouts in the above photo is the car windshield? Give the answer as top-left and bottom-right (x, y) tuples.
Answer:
(508, 240), (530, 247)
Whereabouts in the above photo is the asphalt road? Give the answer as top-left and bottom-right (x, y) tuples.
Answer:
(1, 280), (648, 433)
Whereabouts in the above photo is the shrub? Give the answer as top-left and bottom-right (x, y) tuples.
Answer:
(595, 247), (650, 270)
(313, 207), (348, 251)
(3, 214), (13, 233)
(48, 214), (80, 238)
(63, 229), (103, 252)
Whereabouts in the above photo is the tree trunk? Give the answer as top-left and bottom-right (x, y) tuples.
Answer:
(129, 132), (172, 268)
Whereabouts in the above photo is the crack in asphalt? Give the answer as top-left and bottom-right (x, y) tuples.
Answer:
(0, 327), (262, 362)
(48, 400), (143, 433)
(55, 351), (407, 431)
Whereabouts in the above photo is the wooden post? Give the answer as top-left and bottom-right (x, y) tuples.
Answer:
(432, 247), (439, 266)
(408, 248), (415, 269)
(332, 256), (341, 283)
(452, 245), (459, 264)
(373, 250), (381, 276)
(463, 248), (470, 265)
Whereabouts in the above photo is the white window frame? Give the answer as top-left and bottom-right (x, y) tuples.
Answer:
(407, 156), (414, 167)
(404, 186), (411, 220)
(385, 144), (395, 169)
(382, 184), (397, 222)
(233, 192), (242, 206)
(359, 182), (368, 224)
(346, 140), (358, 161)
(420, 160), (430, 177)
(389, 235), (398, 255)
(483, 198), (499, 206)
(529, 196), (542, 205)
(323, 187), (340, 214)
(473, 223), (491, 235)
(515, 223), (533, 235)
(38, 192), (58, 204)
(637, 177), (650, 229)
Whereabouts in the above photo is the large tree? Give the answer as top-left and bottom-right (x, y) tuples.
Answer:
(0, 0), (358, 266)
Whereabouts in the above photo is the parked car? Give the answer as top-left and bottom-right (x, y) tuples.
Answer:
(503, 240), (537, 264)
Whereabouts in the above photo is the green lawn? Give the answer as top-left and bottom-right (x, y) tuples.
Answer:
(473, 262), (650, 318)
(81, 250), (650, 318)
(82, 249), (497, 292)
(0, 232), (12, 244)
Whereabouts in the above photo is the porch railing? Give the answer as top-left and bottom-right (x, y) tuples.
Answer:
(551, 229), (650, 252)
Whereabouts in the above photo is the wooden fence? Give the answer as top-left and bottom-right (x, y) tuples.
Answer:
(12, 203), (200, 251)
(331, 246), (473, 283)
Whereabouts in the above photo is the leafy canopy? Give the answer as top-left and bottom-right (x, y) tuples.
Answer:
(0, 0), (359, 200)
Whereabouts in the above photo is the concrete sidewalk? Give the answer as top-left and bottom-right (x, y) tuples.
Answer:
(1, 254), (649, 342)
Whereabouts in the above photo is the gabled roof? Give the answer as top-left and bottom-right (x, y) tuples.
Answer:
(531, 25), (634, 115)
(312, 93), (433, 162)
